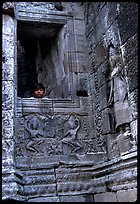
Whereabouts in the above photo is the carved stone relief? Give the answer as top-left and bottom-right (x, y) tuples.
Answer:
(105, 43), (136, 156)
(2, 2), (15, 18)
(107, 43), (131, 133)
(2, 139), (14, 160)
(62, 114), (82, 154)
(24, 2), (63, 11)
(2, 2), (137, 202)
(116, 125), (134, 155)
(15, 113), (107, 166)
(24, 114), (55, 156)
(2, 110), (14, 139)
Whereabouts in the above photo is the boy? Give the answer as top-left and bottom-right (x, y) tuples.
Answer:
(32, 83), (45, 98)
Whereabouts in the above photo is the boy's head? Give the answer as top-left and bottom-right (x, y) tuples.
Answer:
(32, 83), (45, 98)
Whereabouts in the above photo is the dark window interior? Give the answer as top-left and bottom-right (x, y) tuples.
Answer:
(17, 20), (63, 98)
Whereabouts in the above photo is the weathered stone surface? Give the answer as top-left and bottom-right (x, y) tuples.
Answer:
(121, 33), (138, 64)
(101, 108), (115, 134)
(117, 3), (138, 45)
(128, 89), (138, 120)
(91, 38), (108, 70)
(130, 119), (137, 148)
(2, 2), (137, 202)
(105, 21), (121, 47)
(2, 35), (14, 58)
(59, 194), (94, 202)
(116, 188), (137, 202)
(106, 134), (119, 159)
(2, 81), (14, 111)
(97, 63), (108, 88)
(126, 56), (138, 93)
(94, 192), (117, 202)
(2, 111), (14, 139)
(28, 196), (60, 202)
(2, 57), (14, 80)
(105, 2), (118, 28)
(2, 15), (15, 35)
(2, 139), (14, 159)
(98, 83), (108, 111)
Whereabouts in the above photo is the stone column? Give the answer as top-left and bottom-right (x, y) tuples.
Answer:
(2, 4), (25, 200)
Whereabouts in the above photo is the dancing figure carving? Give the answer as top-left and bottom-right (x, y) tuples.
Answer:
(24, 115), (46, 154)
(62, 114), (82, 153)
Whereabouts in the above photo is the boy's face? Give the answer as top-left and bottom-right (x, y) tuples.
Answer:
(33, 88), (45, 98)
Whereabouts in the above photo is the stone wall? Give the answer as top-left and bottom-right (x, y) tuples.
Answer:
(2, 2), (137, 202)
(83, 2), (137, 202)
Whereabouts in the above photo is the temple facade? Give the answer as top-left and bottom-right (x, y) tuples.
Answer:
(2, 2), (137, 202)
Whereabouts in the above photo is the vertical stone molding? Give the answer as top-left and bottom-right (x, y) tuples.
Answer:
(2, 2), (137, 202)
(2, 8), (25, 200)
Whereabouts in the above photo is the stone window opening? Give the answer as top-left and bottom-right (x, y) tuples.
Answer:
(17, 20), (69, 99)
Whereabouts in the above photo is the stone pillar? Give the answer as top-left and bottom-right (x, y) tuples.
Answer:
(2, 5), (26, 200)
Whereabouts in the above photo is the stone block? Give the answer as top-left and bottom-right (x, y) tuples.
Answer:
(24, 184), (56, 196)
(118, 2), (138, 14)
(77, 73), (88, 92)
(2, 110), (14, 139)
(117, 132), (132, 155)
(101, 108), (115, 134)
(76, 60), (89, 73)
(2, 57), (14, 80)
(92, 2), (106, 14)
(2, 35), (15, 58)
(121, 33), (138, 65)
(66, 33), (77, 52)
(106, 134), (119, 160)
(105, 21), (121, 47)
(2, 139), (14, 160)
(117, 3), (138, 44)
(89, 22), (106, 50)
(130, 119), (137, 145)
(105, 3), (118, 28)
(98, 84), (108, 111)
(128, 89), (138, 121)
(127, 56), (138, 93)
(74, 20), (86, 35)
(116, 188), (137, 202)
(59, 194), (94, 202)
(2, 158), (15, 170)
(77, 115), (91, 140)
(2, 125), (14, 140)
(91, 39), (108, 70)
(2, 15), (15, 35)
(75, 34), (87, 53)
(28, 196), (60, 202)
(87, 11), (99, 32)
(94, 192), (117, 202)
(97, 63), (108, 88)
(86, 30), (97, 51)
(2, 81), (14, 111)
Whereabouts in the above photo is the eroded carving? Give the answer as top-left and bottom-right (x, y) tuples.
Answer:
(2, 140), (13, 159)
(106, 43), (137, 155)
(110, 138), (119, 158)
(117, 125), (134, 155)
(24, 114), (54, 155)
(2, 2), (15, 18)
(15, 113), (107, 161)
(108, 43), (131, 134)
(62, 114), (82, 154)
